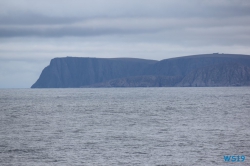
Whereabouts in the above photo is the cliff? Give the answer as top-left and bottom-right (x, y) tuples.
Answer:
(31, 54), (250, 88)
(31, 57), (157, 88)
(85, 75), (183, 87)
(177, 62), (250, 87)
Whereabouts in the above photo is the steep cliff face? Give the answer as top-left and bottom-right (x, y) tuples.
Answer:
(31, 54), (250, 88)
(31, 57), (157, 88)
(86, 75), (183, 87)
(177, 63), (250, 87)
(143, 54), (250, 77)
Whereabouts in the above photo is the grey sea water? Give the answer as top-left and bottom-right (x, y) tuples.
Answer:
(0, 87), (250, 166)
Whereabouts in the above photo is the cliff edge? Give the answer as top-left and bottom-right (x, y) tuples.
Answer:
(31, 54), (250, 88)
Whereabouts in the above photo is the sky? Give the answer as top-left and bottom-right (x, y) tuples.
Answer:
(1, 0), (250, 88)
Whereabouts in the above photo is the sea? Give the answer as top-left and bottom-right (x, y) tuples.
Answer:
(0, 87), (250, 166)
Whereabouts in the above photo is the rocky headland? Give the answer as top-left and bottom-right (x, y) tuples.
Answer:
(31, 53), (250, 88)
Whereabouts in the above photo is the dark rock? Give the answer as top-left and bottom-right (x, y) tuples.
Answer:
(31, 54), (250, 88)
(31, 57), (157, 88)
(85, 75), (183, 87)
(143, 53), (250, 77)
(177, 63), (250, 87)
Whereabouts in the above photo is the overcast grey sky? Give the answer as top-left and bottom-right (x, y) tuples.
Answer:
(1, 0), (250, 88)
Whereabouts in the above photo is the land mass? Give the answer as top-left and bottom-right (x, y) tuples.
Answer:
(31, 53), (250, 88)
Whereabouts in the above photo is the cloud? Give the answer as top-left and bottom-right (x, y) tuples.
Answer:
(0, 0), (250, 88)
(1, 0), (250, 18)
(0, 0), (250, 42)
(1, 16), (250, 47)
